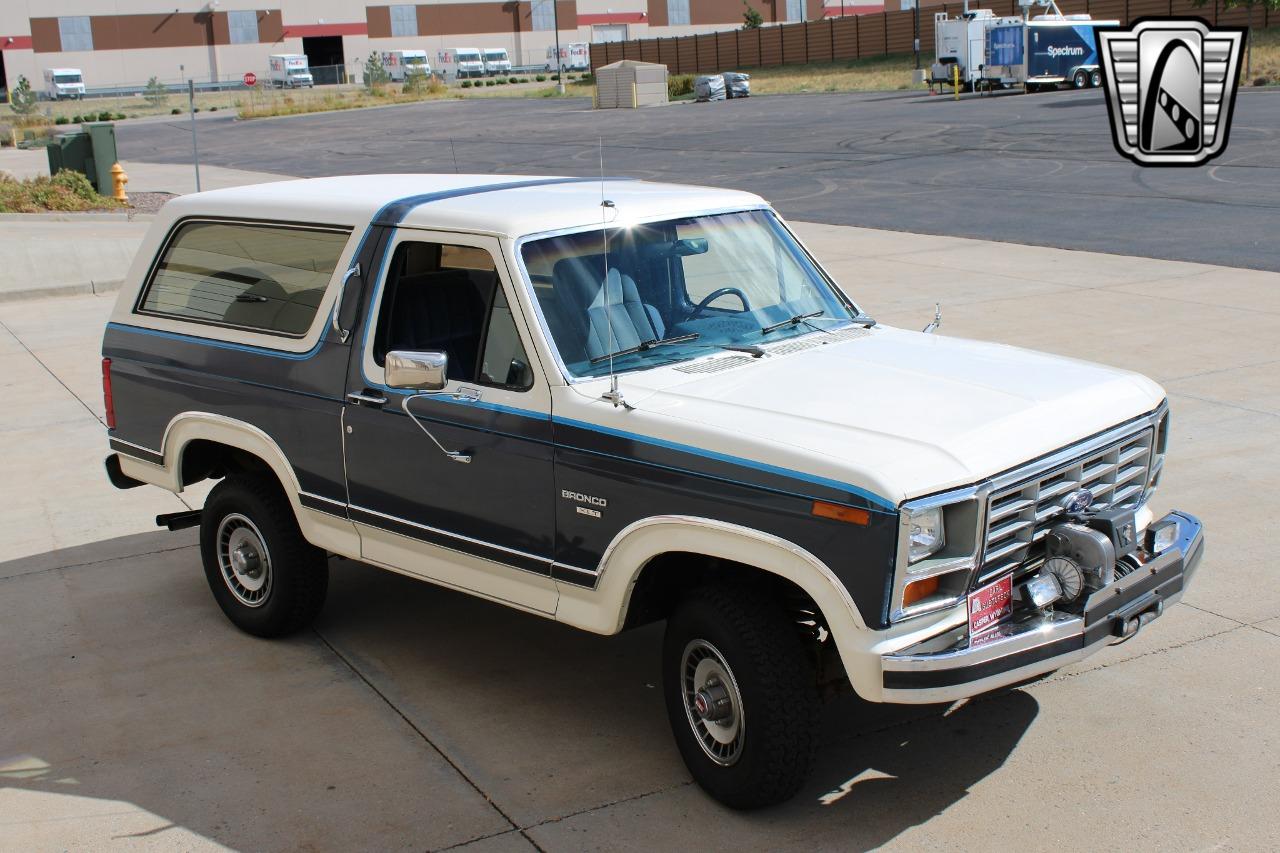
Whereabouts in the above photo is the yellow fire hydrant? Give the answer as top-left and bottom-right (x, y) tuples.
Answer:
(111, 162), (129, 203)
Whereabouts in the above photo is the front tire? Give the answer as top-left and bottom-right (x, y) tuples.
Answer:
(663, 584), (820, 809)
(200, 475), (328, 637)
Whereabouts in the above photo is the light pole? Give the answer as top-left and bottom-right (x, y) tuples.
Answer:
(552, 0), (565, 94)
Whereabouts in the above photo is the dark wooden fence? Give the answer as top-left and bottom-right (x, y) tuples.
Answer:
(589, 1), (1271, 74)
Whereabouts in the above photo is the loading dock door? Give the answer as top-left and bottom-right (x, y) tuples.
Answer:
(303, 36), (346, 85)
(593, 25), (628, 43)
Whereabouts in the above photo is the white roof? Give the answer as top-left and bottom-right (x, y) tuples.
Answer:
(158, 174), (767, 239)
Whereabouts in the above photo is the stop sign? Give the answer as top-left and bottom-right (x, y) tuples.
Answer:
(243, 71), (257, 86)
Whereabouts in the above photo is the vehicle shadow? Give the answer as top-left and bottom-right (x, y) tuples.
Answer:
(0, 533), (1037, 851)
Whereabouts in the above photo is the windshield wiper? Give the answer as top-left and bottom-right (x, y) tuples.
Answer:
(759, 310), (824, 335)
(589, 332), (700, 365)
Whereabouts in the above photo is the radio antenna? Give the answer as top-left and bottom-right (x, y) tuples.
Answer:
(597, 137), (630, 409)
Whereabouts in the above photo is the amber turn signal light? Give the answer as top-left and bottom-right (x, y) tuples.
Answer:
(811, 501), (870, 526)
(902, 576), (939, 607)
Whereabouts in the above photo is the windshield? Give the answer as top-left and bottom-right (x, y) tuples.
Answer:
(459, 52), (481, 62)
(520, 210), (858, 379)
(406, 56), (426, 65)
(55, 74), (83, 84)
(485, 51), (506, 60)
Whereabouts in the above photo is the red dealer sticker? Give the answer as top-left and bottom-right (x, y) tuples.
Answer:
(968, 575), (1013, 637)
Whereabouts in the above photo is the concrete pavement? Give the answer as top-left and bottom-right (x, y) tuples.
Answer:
(0, 155), (286, 300)
(0, 222), (1277, 850)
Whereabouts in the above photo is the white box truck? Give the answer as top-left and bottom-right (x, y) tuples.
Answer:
(482, 48), (512, 76)
(268, 54), (314, 88)
(547, 43), (590, 72)
(381, 50), (431, 81)
(438, 48), (486, 80)
(44, 68), (86, 100)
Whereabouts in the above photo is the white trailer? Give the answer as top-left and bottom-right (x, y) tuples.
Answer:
(547, 43), (590, 72)
(482, 48), (512, 76)
(381, 50), (431, 82)
(44, 68), (86, 100)
(932, 8), (1023, 88)
(268, 54), (314, 88)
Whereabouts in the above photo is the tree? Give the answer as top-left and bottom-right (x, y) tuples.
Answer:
(1192, 0), (1280, 81)
(742, 2), (764, 29)
(143, 76), (169, 107)
(363, 52), (390, 91)
(8, 75), (37, 116)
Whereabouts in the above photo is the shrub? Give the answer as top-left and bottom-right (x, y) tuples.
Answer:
(171, 107), (181, 115)
(535, 74), (546, 82)
(143, 76), (168, 107)
(363, 52), (390, 91)
(112, 112), (126, 121)
(508, 76), (519, 84)
(193, 107), (201, 113)
(97, 111), (112, 122)
(426, 77), (447, 95)
(54, 116), (69, 125)
(0, 170), (120, 213)
(668, 74), (694, 98)
(485, 79), (496, 87)
(71, 114), (83, 124)
(209, 106), (218, 112)
(461, 80), (473, 88)
(579, 72), (595, 85)
(8, 76), (37, 116)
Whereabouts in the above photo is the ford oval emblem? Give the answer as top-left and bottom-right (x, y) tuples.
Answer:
(1063, 488), (1094, 514)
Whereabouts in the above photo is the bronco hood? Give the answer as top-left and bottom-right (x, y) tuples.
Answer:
(576, 325), (1166, 506)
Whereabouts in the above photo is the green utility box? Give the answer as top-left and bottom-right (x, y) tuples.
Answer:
(45, 122), (118, 192)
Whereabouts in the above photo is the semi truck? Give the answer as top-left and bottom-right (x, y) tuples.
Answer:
(268, 54), (314, 88)
(44, 68), (86, 100)
(381, 50), (431, 82)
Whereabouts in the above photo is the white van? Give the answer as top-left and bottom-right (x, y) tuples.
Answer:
(268, 54), (314, 88)
(381, 50), (431, 82)
(44, 68), (86, 100)
(547, 43), (590, 72)
(482, 48), (512, 76)
(443, 48), (485, 79)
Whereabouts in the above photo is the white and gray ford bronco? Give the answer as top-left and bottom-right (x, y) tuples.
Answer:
(102, 175), (1204, 808)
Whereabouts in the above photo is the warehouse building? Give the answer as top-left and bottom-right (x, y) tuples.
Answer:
(0, 1), (883, 95)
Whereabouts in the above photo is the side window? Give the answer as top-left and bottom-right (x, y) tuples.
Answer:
(137, 220), (351, 336)
(375, 241), (533, 390)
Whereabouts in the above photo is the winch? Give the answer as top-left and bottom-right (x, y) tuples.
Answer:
(1016, 489), (1142, 612)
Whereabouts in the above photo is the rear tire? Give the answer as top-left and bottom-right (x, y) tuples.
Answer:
(1090, 69), (1102, 88)
(200, 475), (328, 637)
(662, 584), (820, 809)
(1073, 70), (1089, 89)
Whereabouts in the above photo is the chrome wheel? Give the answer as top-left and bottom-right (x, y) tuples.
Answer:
(681, 639), (745, 766)
(216, 513), (272, 607)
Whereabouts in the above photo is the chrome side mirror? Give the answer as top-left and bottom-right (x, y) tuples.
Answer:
(386, 350), (448, 391)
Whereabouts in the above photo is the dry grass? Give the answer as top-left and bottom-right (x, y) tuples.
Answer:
(0, 89), (242, 123)
(0, 170), (123, 213)
(1244, 27), (1280, 85)
(744, 52), (932, 95)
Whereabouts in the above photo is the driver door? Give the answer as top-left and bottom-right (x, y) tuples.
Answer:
(342, 229), (557, 613)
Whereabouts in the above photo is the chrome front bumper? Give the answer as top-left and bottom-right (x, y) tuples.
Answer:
(880, 510), (1204, 704)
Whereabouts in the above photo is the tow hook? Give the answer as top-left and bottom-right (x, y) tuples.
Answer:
(1114, 599), (1164, 640)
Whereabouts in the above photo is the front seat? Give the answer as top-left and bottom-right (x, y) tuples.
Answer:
(583, 268), (666, 361)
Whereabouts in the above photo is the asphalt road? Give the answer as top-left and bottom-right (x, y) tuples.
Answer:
(116, 88), (1280, 271)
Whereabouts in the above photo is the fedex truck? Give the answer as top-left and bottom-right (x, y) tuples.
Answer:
(44, 68), (86, 100)
(382, 50), (431, 81)
(268, 54), (314, 88)
(482, 48), (512, 76)
(547, 43), (590, 72)
(438, 48), (486, 79)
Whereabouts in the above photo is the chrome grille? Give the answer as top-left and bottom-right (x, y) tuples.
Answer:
(977, 427), (1155, 585)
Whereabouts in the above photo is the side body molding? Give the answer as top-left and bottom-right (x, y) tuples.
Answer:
(115, 411), (360, 557)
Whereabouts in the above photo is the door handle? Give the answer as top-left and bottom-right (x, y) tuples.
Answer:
(346, 391), (387, 407)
